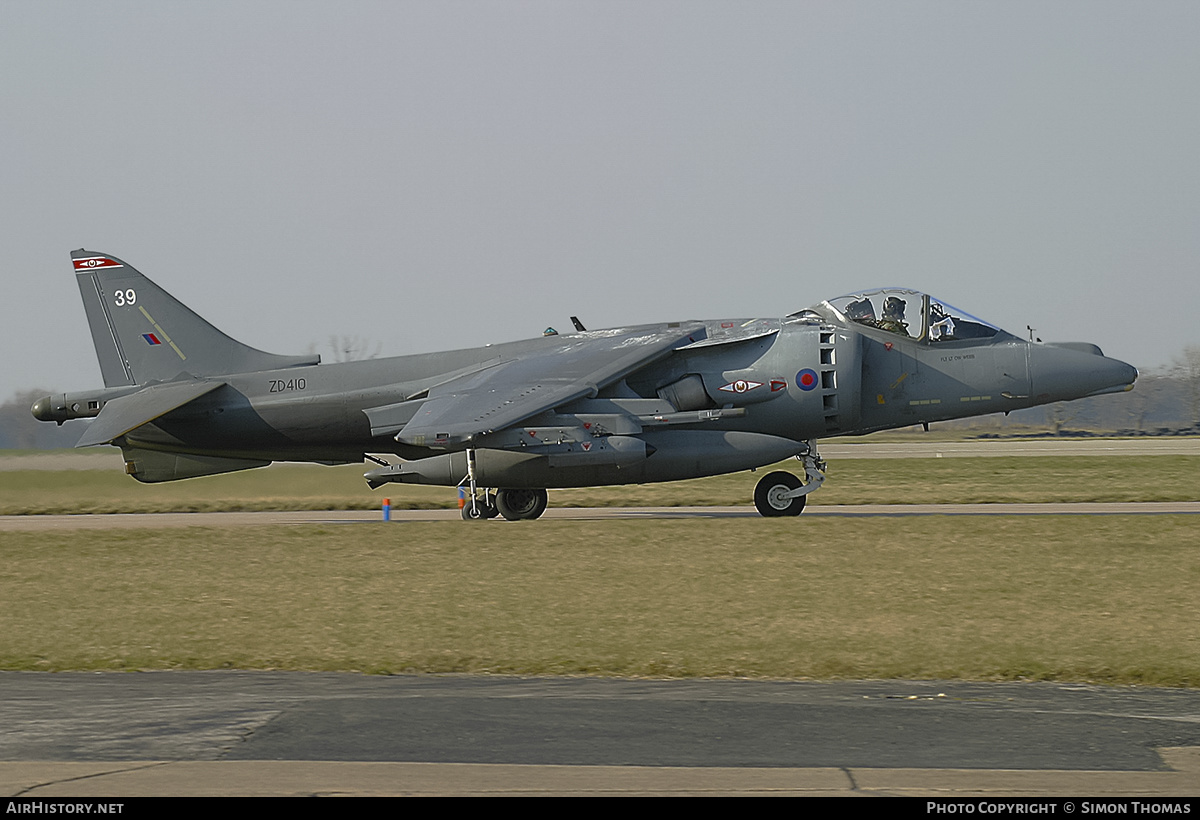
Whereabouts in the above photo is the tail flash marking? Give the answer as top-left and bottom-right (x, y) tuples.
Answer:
(137, 305), (187, 361)
(72, 256), (124, 271)
(142, 334), (162, 345)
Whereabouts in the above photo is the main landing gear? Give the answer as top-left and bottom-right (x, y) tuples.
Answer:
(460, 449), (548, 521)
(461, 488), (547, 521)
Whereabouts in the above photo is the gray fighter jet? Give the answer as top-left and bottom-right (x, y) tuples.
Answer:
(33, 250), (1137, 519)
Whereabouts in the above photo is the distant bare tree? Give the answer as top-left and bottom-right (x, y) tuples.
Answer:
(1123, 368), (1168, 433)
(1171, 345), (1200, 429)
(328, 335), (382, 363)
(1045, 402), (1079, 436)
(306, 336), (383, 363)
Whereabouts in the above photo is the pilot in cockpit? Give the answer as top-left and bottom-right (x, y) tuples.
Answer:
(877, 296), (909, 336)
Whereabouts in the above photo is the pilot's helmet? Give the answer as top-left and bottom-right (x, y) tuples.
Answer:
(883, 296), (906, 319)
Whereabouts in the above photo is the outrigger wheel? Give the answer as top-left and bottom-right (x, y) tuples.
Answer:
(495, 488), (549, 521)
(753, 471), (807, 517)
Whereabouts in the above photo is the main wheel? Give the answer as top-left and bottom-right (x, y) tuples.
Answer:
(754, 471), (806, 517)
(496, 488), (548, 521)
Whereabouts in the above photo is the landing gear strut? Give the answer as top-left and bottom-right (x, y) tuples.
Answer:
(459, 448), (499, 521)
(752, 440), (826, 517)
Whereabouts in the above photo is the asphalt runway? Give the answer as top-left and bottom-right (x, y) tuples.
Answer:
(1, 673), (1198, 797)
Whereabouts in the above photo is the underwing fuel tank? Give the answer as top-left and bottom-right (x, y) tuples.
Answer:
(364, 431), (807, 489)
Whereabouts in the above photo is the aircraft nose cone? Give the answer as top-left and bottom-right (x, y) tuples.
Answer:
(1112, 359), (1139, 389)
(1030, 345), (1138, 403)
(1086, 354), (1138, 396)
(1078, 353), (1139, 398)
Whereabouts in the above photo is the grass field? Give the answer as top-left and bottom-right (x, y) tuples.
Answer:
(2, 455), (1199, 515)
(4, 452), (1198, 685)
(2, 517), (1198, 685)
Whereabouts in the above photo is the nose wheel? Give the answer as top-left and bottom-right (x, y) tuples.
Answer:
(754, 471), (807, 517)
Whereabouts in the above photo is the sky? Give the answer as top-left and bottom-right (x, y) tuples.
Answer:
(2, 1), (1197, 403)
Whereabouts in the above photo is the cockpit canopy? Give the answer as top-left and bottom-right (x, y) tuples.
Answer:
(816, 289), (1007, 344)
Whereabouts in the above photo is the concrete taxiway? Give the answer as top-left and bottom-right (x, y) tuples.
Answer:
(1, 673), (1198, 797)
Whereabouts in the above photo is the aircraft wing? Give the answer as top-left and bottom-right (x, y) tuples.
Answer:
(75, 380), (226, 447)
(393, 323), (704, 447)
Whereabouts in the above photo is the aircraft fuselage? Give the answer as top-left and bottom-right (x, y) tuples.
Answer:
(39, 312), (1135, 487)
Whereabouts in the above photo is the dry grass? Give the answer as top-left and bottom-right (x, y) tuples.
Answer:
(3, 516), (1198, 685)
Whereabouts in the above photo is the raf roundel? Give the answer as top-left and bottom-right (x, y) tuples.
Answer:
(796, 368), (818, 391)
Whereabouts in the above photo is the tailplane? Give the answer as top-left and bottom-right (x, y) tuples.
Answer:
(72, 249), (318, 386)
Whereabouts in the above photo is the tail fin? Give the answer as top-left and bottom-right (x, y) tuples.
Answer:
(72, 249), (319, 386)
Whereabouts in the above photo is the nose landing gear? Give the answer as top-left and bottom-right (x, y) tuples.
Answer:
(752, 440), (826, 517)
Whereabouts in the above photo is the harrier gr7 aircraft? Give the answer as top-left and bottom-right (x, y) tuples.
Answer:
(33, 250), (1138, 519)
